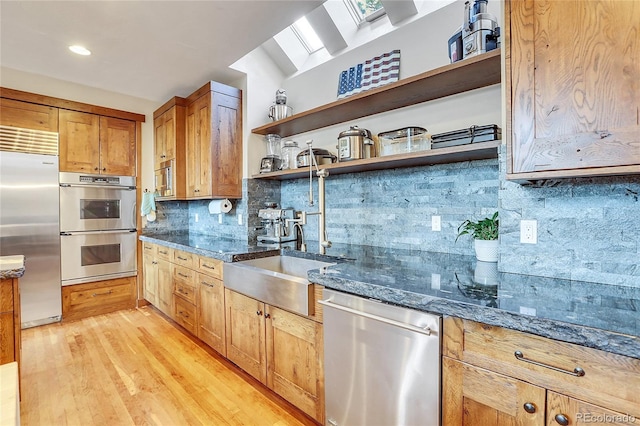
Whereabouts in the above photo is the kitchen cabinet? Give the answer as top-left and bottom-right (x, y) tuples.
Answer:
(61, 276), (136, 322)
(143, 243), (172, 317)
(0, 98), (58, 132)
(0, 278), (21, 370)
(197, 257), (226, 356)
(59, 110), (136, 176)
(442, 317), (640, 425)
(153, 97), (187, 199)
(172, 264), (197, 334)
(506, 0), (640, 180)
(224, 288), (324, 422)
(185, 81), (242, 199)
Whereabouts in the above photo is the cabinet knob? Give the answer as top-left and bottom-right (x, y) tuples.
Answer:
(94, 167), (99, 171)
(265, 313), (271, 319)
(523, 402), (536, 414)
(102, 168), (106, 172)
(256, 310), (263, 316)
(554, 414), (569, 426)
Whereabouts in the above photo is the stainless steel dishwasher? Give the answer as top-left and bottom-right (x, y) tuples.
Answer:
(319, 289), (441, 426)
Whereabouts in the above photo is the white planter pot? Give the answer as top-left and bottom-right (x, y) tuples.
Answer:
(474, 239), (498, 262)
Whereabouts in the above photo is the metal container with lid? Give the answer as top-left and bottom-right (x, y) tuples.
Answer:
(337, 126), (376, 162)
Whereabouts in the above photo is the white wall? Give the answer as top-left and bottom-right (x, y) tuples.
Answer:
(1, 66), (159, 196)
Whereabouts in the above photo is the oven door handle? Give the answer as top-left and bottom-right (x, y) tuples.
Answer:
(61, 229), (136, 236)
(60, 183), (136, 190)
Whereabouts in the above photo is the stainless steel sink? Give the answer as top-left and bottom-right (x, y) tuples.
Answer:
(223, 256), (334, 316)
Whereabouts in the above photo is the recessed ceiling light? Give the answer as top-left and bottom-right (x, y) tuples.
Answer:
(69, 45), (91, 56)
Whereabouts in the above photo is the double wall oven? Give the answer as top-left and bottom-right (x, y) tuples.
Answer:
(59, 172), (137, 286)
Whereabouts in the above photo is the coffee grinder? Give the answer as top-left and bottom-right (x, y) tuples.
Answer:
(260, 133), (282, 173)
(257, 203), (296, 243)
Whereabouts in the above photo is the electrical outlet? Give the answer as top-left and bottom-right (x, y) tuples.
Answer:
(218, 214), (223, 224)
(194, 213), (199, 223)
(432, 215), (441, 232)
(237, 213), (243, 225)
(431, 273), (441, 290)
(520, 219), (537, 244)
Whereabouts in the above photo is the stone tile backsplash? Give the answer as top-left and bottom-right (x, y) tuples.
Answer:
(144, 146), (639, 287)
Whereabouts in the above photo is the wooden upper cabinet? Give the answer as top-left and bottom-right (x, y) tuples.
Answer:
(0, 98), (58, 132)
(153, 97), (186, 169)
(185, 81), (242, 199)
(507, 0), (640, 180)
(60, 110), (135, 176)
(59, 110), (100, 173)
(99, 116), (135, 176)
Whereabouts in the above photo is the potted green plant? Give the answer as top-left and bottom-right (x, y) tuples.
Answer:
(456, 211), (499, 262)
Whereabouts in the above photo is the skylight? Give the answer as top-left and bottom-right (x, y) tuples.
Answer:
(345, 0), (386, 24)
(292, 16), (324, 54)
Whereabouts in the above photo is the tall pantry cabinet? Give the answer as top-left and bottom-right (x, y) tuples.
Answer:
(506, 0), (640, 180)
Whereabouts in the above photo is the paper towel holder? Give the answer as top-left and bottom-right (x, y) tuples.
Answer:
(208, 199), (233, 214)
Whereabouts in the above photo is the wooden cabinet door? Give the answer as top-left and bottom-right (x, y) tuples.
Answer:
(224, 289), (266, 384)
(442, 357), (546, 426)
(156, 259), (173, 317)
(197, 274), (226, 356)
(0, 98), (58, 132)
(508, 0), (640, 178)
(266, 305), (323, 423)
(186, 94), (211, 198)
(99, 116), (135, 176)
(210, 92), (242, 198)
(59, 109), (100, 173)
(142, 249), (158, 306)
(546, 391), (637, 426)
(153, 112), (167, 170)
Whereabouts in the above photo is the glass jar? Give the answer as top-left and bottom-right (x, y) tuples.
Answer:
(281, 140), (300, 170)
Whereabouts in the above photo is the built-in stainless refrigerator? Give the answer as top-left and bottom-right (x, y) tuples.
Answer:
(0, 128), (62, 328)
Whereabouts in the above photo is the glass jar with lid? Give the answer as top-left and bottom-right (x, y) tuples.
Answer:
(281, 140), (300, 170)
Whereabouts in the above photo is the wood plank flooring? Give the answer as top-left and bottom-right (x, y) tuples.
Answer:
(19, 306), (317, 426)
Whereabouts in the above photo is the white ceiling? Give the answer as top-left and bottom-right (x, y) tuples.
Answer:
(0, 0), (325, 103)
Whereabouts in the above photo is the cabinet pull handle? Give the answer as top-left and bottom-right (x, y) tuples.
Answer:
(92, 290), (113, 297)
(554, 414), (569, 425)
(514, 351), (585, 377)
(178, 272), (189, 278)
(523, 402), (536, 414)
(264, 313), (271, 319)
(256, 310), (263, 316)
(152, 261), (158, 265)
(179, 311), (189, 318)
(201, 281), (215, 288)
(202, 264), (216, 270)
(177, 256), (188, 261)
(159, 250), (168, 255)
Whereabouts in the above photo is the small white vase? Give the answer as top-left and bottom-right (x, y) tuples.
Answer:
(474, 239), (498, 262)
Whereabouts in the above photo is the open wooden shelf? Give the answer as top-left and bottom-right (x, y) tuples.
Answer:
(252, 140), (501, 180)
(251, 50), (501, 138)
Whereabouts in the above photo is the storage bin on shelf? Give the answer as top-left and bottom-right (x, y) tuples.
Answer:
(378, 127), (430, 156)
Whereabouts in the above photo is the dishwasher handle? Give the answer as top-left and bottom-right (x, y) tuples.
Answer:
(319, 298), (435, 336)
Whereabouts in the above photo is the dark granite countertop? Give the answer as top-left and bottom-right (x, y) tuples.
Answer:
(140, 232), (278, 262)
(140, 234), (639, 359)
(0, 255), (25, 279)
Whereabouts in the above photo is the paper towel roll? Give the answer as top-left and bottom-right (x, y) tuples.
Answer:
(208, 199), (232, 214)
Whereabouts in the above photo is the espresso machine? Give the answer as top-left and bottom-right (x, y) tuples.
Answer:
(257, 204), (297, 243)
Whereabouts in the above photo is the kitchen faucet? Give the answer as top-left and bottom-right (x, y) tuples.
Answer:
(286, 140), (332, 254)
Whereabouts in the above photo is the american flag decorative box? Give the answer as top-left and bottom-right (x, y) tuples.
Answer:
(337, 50), (400, 99)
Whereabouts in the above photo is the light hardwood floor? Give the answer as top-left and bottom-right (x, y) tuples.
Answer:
(19, 306), (317, 426)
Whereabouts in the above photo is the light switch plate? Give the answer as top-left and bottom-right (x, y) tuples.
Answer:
(218, 214), (223, 224)
(432, 215), (441, 232)
(237, 213), (243, 225)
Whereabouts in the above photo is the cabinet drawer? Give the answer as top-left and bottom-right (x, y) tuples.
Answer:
(62, 277), (136, 322)
(443, 317), (640, 417)
(155, 245), (172, 261)
(173, 265), (195, 283)
(173, 250), (195, 268)
(142, 242), (156, 255)
(198, 256), (223, 280)
(173, 296), (196, 335)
